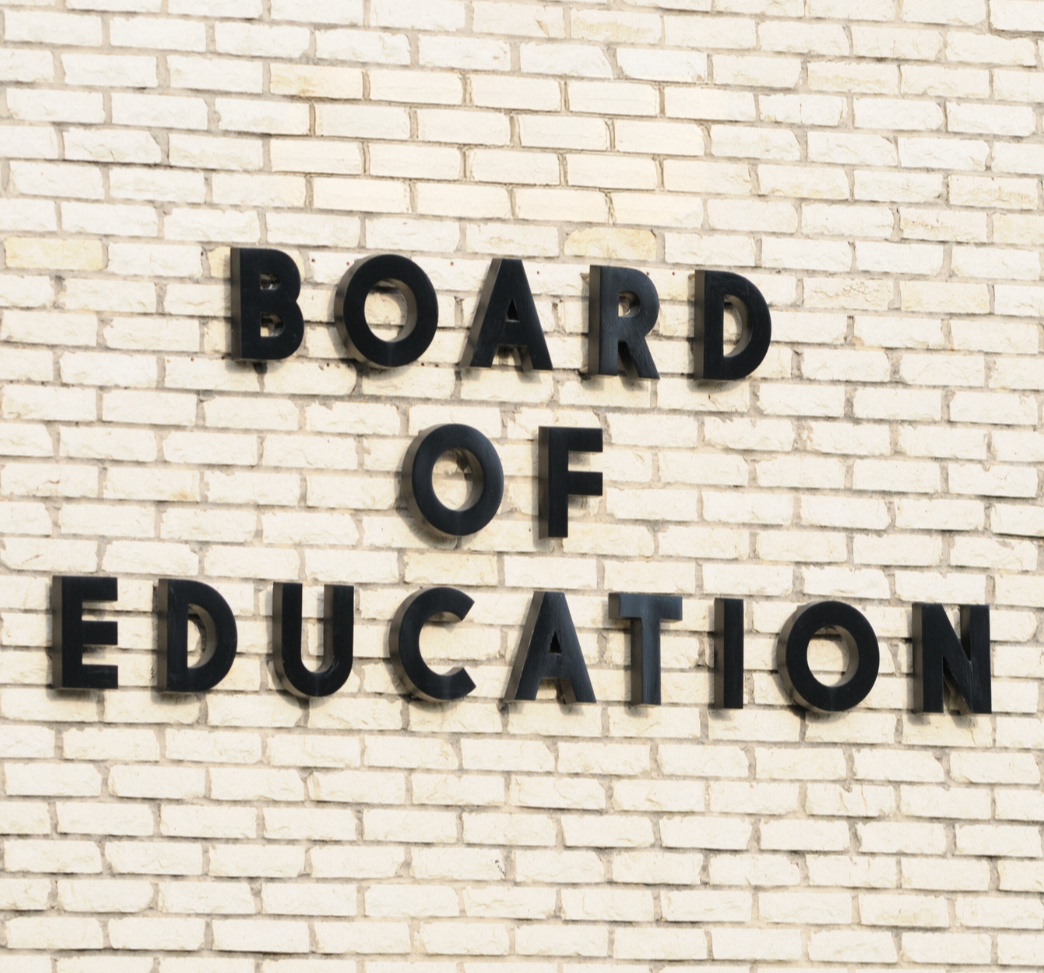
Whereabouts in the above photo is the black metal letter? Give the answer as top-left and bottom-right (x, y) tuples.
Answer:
(714, 597), (744, 710)
(589, 266), (660, 379)
(403, 424), (504, 537)
(52, 576), (118, 690)
(231, 247), (304, 361)
(273, 583), (354, 699)
(777, 601), (879, 713)
(336, 254), (438, 367)
(539, 426), (603, 538)
(505, 591), (596, 703)
(695, 270), (771, 381)
(462, 258), (553, 370)
(391, 587), (476, 702)
(610, 592), (682, 705)
(158, 579), (238, 693)
(913, 604), (991, 714)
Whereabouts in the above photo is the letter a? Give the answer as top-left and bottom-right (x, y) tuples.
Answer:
(462, 258), (553, 370)
(505, 591), (595, 703)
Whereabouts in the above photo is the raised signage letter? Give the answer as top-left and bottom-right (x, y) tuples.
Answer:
(610, 592), (682, 705)
(392, 587), (476, 702)
(337, 254), (438, 367)
(506, 591), (596, 703)
(158, 579), (238, 693)
(913, 604), (991, 714)
(539, 426), (602, 538)
(714, 597), (744, 710)
(463, 258), (552, 370)
(52, 576), (119, 690)
(404, 424), (504, 537)
(777, 601), (879, 713)
(695, 270), (771, 381)
(589, 266), (660, 379)
(273, 583), (354, 698)
(231, 247), (304, 361)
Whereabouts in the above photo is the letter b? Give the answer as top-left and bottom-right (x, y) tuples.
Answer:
(231, 247), (304, 361)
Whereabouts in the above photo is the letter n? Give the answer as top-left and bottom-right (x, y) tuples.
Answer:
(913, 603), (991, 714)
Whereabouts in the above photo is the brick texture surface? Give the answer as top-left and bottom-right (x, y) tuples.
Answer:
(2, 0), (1044, 965)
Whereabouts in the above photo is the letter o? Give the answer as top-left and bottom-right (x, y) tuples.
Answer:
(403, 424), (504, 537)
(336, 254), (438, 367)
(777, 600), (879, 713)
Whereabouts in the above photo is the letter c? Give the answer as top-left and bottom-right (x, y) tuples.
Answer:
(391, 587), (476, 702)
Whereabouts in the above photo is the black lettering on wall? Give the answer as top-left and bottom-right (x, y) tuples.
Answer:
(158, 579), (238, 693)
(337, 254), (439, 367)
(391, 587), (476, 702)
(273, 583), (354, 698)
(913, 603), (991, 714)
(588, 265), (660, 379)
(610, 592), (682, 705)
(231, 247), (305, 361)
(694, 270), (772, 381)
(714, 597), (744, 710)
(777, 600), (879, 713)
(463, 258), (553, 370)
(505, 591), (596, 703)
(403, 424), (504, 537)
(52, 576), (119, 690)
(539, 426), (603, 538)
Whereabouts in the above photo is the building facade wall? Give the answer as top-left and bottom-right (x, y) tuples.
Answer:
(1, 0), (1044, 967)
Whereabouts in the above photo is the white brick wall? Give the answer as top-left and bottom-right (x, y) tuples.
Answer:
(2, 0), (1044, 964)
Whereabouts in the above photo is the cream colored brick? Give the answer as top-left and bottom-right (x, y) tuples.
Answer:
(758, 165), (849, 200)
(420, 922), (510, 956)
(6, 238), (103, 272)
(6, 917), (104, 951)
(810, 930), (898, 963)
(614, 927), (705, 960)
(905, 0), (986, 24)
(212, 919), (309, 954)
(57, 803), (153, 837)
(473, 2), (564, 37)
(711, 124), (800, 160)
(57, 879), (153, 914)
(5, 839), (102, 874)
(519, 43), (612, 78)
(666, 14), (756, 49)
(808, 60), (898, 94)
(715, 54), (801, 88)
(804, 203), (895, 238)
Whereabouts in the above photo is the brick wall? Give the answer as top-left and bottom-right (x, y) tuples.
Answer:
(3, 0), (1044, 967)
